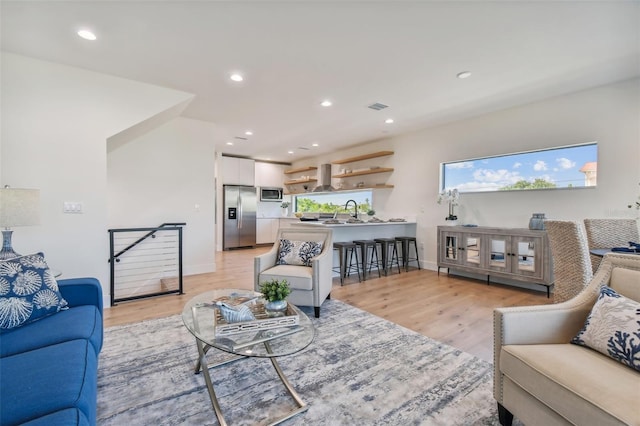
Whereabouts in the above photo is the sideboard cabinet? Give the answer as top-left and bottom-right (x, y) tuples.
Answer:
(437, 226), (552, 296)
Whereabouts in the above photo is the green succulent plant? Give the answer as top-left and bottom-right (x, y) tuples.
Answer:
(259, 279), (291, 302)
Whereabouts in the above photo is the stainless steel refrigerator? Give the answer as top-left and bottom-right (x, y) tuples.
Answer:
(223, 185), (257, 250)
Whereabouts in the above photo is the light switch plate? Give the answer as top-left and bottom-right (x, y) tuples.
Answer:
(63, 201), (83, 214)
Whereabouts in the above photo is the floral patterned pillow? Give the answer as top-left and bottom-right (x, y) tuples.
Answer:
(277, 239), (323, 267)
(0, 252), (68, 330)
(571, 286), (640, 371)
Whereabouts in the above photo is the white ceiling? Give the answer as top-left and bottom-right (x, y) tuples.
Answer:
(2, 1), (639, 163)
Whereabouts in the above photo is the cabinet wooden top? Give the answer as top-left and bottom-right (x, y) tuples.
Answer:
(332, 151), (394, 164)
(437, 225), (547, 234)
(284, 166), (317, 175)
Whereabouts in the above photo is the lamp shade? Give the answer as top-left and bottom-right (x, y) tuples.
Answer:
(0, 188), (40, 227)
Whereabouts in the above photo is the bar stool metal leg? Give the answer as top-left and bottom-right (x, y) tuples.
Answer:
(395, 236), (420, 271)
(348, 245), (362, 282)
(374, 238), (401, 276)
(354, 240), (382, 280)
(333, 242), (361, 285)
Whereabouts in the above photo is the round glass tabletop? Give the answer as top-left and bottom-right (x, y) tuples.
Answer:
(182, 289), (315, 358)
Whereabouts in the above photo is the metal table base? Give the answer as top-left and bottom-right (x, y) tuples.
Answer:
(193, 338), (308, 426)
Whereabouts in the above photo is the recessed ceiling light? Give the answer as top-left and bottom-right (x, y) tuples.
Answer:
(245, 131), (253, 136)
(457, 71), (472, 79)
(77, 29), (96, 41)
(230, 73), (243, 82)
(226, 141), (234, 146)
(312, 143), (319, 147)
(320, 100), (332, 107)
(288, 150), (294, 155)
(385, 118), (394, 124)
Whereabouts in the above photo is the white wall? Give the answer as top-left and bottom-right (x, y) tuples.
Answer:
(3, 51), (637, 295)
(0, 53), (195, 303)
(107, 117), (217, 275)
(294, 78), (640, 270)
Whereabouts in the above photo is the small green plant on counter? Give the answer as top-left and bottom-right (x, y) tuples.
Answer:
(259, 279), (291, 302)
(367, 209), (376, 216)
(280, 201), (290, 209)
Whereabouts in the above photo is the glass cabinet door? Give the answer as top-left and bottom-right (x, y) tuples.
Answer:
(489, 237), (507, 270)
(444, 234), (458, 261)
(515, 238), (538, 274)
(464, 235), (482, 266)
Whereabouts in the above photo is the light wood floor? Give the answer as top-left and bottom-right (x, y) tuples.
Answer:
(103, 246), (551, 362)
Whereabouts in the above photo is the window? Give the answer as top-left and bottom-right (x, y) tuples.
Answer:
(440, 142), (597, 193)
(295, 190), (373, 214)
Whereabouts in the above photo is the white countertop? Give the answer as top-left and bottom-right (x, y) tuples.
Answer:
(290, 220), (415, 228)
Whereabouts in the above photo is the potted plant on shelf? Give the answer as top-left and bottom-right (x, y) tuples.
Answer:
(437, 189), (460, 223)
(259, 279), (291, 316)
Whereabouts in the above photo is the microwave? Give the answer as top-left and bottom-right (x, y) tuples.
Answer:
(260, 187), (284, 202)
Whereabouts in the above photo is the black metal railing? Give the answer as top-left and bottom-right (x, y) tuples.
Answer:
(108, 223), (185, 306)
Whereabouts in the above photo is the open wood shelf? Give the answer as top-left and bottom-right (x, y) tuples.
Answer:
(332, 151), (394, 164)
(284, 178), (317, 185)
(284, 184), (393, 195)
(284, 166), (317, 175)
(332, 167), (394, 178)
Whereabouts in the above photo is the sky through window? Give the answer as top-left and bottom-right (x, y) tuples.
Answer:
(441, 142), (597, 193)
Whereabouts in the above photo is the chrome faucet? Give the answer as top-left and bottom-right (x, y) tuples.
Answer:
(344, 199), (358, 219)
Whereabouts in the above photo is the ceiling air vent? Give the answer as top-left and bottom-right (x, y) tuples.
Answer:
(367, 102), (389, 111)
(298, 147), (310, 150)
(234, 136), (248, 140)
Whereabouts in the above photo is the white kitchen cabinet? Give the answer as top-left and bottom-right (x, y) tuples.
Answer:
(255, 162), (285, 188)
(256, 218), (280, 244)
(221, 156), (255, 186)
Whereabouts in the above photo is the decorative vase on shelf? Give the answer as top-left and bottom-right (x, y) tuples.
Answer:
(529, 213), (546, 230)
(280, 202), (290, 217)
(264, 299), (288, 317)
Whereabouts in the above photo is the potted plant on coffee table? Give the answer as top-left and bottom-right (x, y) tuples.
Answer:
(259, 279), (291, 317)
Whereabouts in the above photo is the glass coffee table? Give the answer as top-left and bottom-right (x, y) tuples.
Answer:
(182, 289), (315, 426)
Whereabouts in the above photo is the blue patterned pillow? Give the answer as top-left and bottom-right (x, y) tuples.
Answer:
(0, 252), (68, 330)
(277, 239), (323, 267)
(571, 286), (640, 371)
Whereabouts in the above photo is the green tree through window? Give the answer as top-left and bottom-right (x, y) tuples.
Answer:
(295, 191), (373, 214)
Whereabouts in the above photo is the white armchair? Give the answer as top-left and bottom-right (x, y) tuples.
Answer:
(494, 253), (640, 425)
(254, 227), (333, 318)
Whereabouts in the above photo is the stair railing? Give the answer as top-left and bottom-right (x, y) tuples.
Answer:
(108, 223), (186, 306)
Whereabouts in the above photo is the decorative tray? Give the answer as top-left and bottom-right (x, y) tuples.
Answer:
(213, 302), (299, 336)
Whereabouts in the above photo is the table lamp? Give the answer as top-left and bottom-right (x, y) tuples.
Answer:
(0, 186), (40, 260)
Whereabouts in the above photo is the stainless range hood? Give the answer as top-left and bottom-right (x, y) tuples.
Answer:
(313, 164), (336, 192)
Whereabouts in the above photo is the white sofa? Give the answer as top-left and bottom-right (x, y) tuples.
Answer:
(494, 253), (640, 426)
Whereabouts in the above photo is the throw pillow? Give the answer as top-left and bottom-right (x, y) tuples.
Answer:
(0, 252), (68, 330)
(277, 239), (324, 267)
(571, 286), (640, 372)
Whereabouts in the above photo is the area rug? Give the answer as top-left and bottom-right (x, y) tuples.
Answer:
(97, 299), (504, 425)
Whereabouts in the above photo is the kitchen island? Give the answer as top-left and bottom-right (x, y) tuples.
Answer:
(288, 219), (417, 241)
(288, 219), (418, 277)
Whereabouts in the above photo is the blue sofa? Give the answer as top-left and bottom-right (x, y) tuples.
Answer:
(0, 278), (103, 425)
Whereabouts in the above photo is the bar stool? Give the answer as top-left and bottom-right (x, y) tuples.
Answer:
(374, 237), (401, 276)
(353, 240), (382, 280)
(395, 236), (420, 271)
(332, 242), (361, 285)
